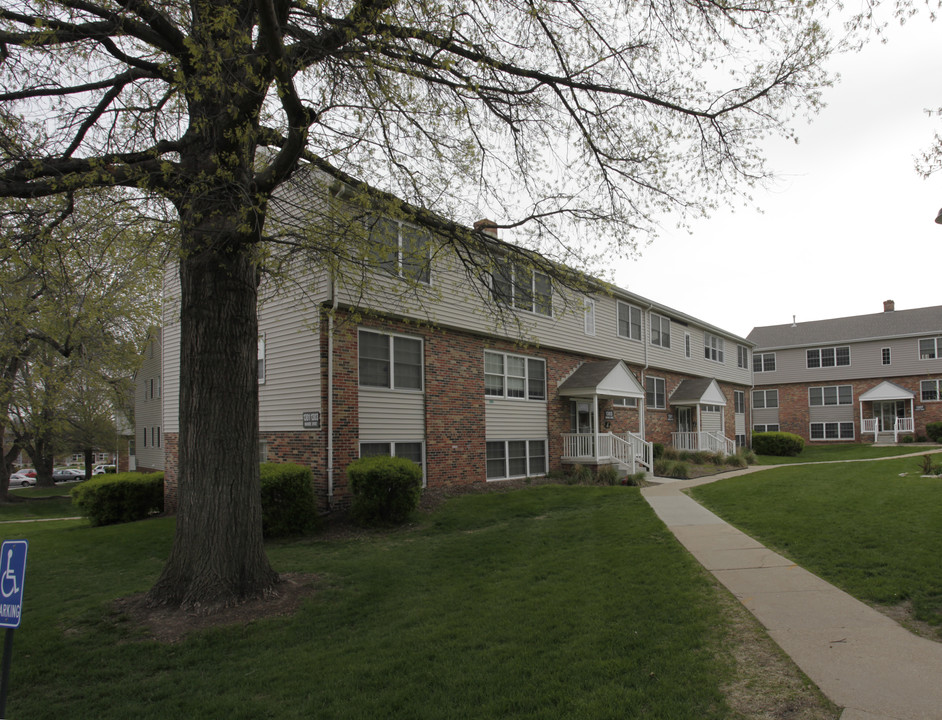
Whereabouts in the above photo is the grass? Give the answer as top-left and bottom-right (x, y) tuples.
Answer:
(689, 452), (942, 632)
(0, 485), (783, 719)
(753, 443), (940, 465)
(2, 485), (78, 520)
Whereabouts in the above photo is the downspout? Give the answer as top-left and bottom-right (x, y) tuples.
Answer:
(326, 275), (338, 506)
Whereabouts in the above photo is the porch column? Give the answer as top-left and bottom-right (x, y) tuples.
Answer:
(593, 394), (600, 461)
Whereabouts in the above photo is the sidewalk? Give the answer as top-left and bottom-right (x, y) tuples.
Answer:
(641, 470), (942, 720)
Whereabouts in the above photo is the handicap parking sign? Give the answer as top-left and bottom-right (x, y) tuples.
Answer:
(0, 540), (27, 629)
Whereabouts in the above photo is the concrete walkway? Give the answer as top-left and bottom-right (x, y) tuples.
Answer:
(641, 469), (942, 720)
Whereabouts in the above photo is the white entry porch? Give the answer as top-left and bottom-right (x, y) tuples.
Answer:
(859, 382), (915, 443)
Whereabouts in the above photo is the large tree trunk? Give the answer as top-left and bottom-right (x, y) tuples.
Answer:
(147, 215), (278, 611)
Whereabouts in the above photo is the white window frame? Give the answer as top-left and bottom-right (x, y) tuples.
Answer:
(257, 334), (266, 384)
(753, 352), (776, 373)
(806, 346), (851, 368)
(485, 439), (547, 480)
(650, 313), (671, 348)
(809, 385), (853, 406)
(753, 423), (780, 433)
(645, 376), (666, 409)
(613, 397), (638, 408)
(484, 350), (546, 401)
(919, 338), (941, 360)
(366, 217), (432, 284)
(882, 347), (891, 366)
(358, 329), (424, 391)
(583, 297), (596, 336)
(734, 390), (745, 414)
(752, 389), (778, 409)
(737, 345), (749, 369)
(684, 332), (691, 358)
(359, 441), (427, 485)
(704, 332), (724, 363)
(921, 379), (942, 402)
(810, 422), (855, 441)
(491, 259), (552, 317)
(617, 301), (642, 341)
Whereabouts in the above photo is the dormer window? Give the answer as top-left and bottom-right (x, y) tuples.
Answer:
(491, 258), (552, 317)
(366, 217), (431, 284)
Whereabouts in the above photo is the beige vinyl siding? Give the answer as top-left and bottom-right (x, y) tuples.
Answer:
(258, 278), (323, 432)
(135, 332), (165, 470)
(359, 389), (425, 441)
(485, 398), (548, 439)
(809, 405), (854, 423)
(701, 410), (723, 433)
(752, 408), (779, 426)
(161, 266), (182, 434)
(754, 336), (942, 385)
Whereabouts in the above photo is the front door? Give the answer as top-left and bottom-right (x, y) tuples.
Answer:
(677, 407), (694, 433)
(877, 401), (904, 432)
(570, 400), (596, 456)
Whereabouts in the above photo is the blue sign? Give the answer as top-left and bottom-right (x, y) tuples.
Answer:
(0, 540), (27, 629)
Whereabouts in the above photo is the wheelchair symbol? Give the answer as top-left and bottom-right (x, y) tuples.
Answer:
(1, 548), (20, 598)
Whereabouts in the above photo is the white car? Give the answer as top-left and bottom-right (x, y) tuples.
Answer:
(92, 464), (117, 475)
(10, 469), (37, 487)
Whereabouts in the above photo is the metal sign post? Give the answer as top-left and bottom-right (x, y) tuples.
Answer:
(0, 539), (28, 718)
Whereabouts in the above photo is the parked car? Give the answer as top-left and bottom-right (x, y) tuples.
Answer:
(53, 468), (86, 483)
(92, 464), (116, 475)
(10, 469), (37, 487)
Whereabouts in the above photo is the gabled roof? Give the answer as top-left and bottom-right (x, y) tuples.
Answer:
(668, 378), (726, 406)
(557, 360), (645, 398)
(747, 305), (942, 350)
(858, 381), (914, 402)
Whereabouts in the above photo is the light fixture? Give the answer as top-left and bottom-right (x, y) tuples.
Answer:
(936, 207), (942, 224)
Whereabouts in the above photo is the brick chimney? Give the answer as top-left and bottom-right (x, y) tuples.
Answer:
(883, 299), (895, 312)
(474, 219), (499, 237)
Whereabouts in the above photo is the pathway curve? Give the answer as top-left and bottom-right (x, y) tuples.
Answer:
(641, 459), (942, 720)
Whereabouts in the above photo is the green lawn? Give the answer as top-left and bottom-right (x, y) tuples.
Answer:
(2, 486), (77, 520)
(690, 453), (942, 632)
(0, 485), (804, 719)
(754, 443), (940, 465)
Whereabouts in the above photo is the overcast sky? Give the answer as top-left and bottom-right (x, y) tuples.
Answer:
(617, 12), (942, 340)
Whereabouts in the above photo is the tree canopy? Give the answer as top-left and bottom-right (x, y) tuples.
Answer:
(0, 0), (844, 608)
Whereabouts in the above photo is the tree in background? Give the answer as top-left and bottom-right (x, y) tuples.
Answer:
(0, 0), (843, 608)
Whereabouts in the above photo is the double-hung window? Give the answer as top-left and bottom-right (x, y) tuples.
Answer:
(617, 302), (642, 341)
(807, 346), (850, 368)
(737, 345), (749, 369)
(810, 422), (854, 440)
(645, 376), (665, 409)
(484, 351), (546, 401)
(583, 298), (596, 335)
(704, 333), (724, 363)
(366, 217), (431, 283)
(753, 352), (776, 372)
(752, 389), (778, 409)
(650, 313), (670, 348)
(360, 441), (424, 470)
(486, 439), (547, 480)
(919, 338), (942, 360)
(359, 330), (423, 390)
(492, 259), (552, 316)
(921, 379), (942, 401)
(734, 390), (745, 414)
(257, 335), (266, 383)
(809, 385), (852, 406)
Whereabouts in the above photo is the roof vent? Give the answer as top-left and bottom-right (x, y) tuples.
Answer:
(883, 299), (895, 312)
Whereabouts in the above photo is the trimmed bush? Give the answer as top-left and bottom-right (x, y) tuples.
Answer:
(926, 422), (942, 443)
(752, 431), (805, 457)
(260, 462), (319, 538)
(347, 455), (422, 526)
(71, 472), (164, 526)
(652, 443), (665, 460)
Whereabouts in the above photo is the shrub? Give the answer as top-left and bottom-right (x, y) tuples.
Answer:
(726, 454), (748, 469)
(622, 471), (648, 486)
(926, 423), (942, 443)
(565, 464), (593, 485)
(652, 443), (665, 460)
(654, 460), (690, 479)
(901, 435), (915, 444)
(595, 465), (621, 486)
(707, 452), (727, 466)
(347, 455), (422, 526)
(752, 432), (804, 457)
(260, 463), (319, 537)
(71, 472), (164, 526)
(740, 449), (757, 464)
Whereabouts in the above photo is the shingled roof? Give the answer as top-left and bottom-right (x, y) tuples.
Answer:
(747, 305), (942, 350)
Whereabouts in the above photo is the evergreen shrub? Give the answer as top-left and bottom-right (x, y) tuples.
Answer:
(926, 422), (942, 443)
(71, 472), (164, 526)
(260, 462), (319, 537)
(752, 431), (805, 457)
(347, 455), (422, 526)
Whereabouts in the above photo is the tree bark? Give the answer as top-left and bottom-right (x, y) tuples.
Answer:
(147, 211), (278, 610)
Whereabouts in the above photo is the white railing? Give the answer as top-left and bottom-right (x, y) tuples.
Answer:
(671, 431), (735, 456)
(560, 432), (653, 474)
(896, 417), (914, 434)
(862, 418), (878, 434)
